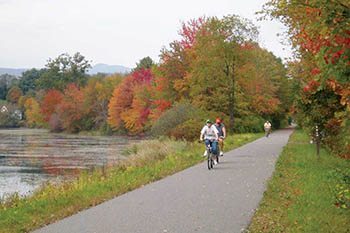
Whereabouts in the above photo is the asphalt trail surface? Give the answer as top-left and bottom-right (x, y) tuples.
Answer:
(34, 129), (293, 233)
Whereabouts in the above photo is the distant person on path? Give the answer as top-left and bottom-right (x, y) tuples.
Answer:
(214, 118), (226, 156)
(200, 119), (219, 164)
(264, 120), (272, 137)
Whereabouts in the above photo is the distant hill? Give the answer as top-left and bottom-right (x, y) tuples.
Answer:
(0, 63), (131, 77)
(88, 63), (131, 75)
(0, 68), (27, 77)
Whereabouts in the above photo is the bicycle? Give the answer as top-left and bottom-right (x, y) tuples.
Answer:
(205, 144), (219, 170)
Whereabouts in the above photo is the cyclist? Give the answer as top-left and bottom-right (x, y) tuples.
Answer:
(264, 120), (272, 137)
(200, 119), (219, 164)
(214, 118), (226, 156)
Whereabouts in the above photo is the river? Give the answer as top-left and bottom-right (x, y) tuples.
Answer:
(0, 128), (139, 199)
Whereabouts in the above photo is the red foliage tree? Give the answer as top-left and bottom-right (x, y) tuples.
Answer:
(41, 89), (63, 122)
(56, 83), (85, 132)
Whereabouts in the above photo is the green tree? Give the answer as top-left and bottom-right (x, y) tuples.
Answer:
(18, 68), (44, 94)
(133, 56), (155, 72)
(37, 52), (91, 90)
(0, 74), (18, 99)
(0, 79), (8, 100)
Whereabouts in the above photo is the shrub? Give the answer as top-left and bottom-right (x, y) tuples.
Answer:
(151, 103), (200, 137)
(0, 104), (20, 128)
(328, 168), (350, 209)
(0, 112), (19, 128)
(120, 139), (188, 167)
(234, 115), (265, 133)
(151, 102), (229, 141)
(99, 122), (114, 135)
(169, 119), (203, 141)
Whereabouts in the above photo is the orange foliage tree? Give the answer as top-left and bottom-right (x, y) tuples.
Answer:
(82, 75), (122, 130)
(56, 83), (86, 132)
(108, 69), (153, 134)
(41, 89), (63, 122)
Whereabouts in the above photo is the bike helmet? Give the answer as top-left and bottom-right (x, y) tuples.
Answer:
(215, 118), (221, 124)
(206, 119), (212, 124)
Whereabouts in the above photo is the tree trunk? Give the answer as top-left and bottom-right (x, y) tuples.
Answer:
(225, 61), (235, 131)
(315, 125), (320, 160)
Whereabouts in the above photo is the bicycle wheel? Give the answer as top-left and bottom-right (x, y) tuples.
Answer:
(207, 155), (212, 170)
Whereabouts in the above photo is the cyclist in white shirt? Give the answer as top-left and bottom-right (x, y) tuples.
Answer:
(264, 120), (272, 137)
(200, 119), (219, 164)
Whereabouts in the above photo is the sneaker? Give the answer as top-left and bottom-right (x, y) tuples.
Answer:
(213, 160), (218, 165)
(203, 150), (208, 157)
(220, 151), (224, 156)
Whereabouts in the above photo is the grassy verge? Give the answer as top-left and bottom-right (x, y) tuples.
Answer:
(0, 133), (262, 233)
(247, 130), (350, 233)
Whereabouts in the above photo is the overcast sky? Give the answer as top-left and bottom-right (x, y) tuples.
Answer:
(0, 0), (292, 69)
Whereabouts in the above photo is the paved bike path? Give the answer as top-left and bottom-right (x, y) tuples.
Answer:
(34, 129), (293, 233)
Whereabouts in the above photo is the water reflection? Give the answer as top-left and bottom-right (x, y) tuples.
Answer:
(0, 128), (138, 199)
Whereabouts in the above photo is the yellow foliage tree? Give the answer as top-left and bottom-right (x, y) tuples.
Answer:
(24, 97), (46, 127)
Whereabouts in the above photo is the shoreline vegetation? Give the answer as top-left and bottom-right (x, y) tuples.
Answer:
(0, 133), (262, 233)
(247, 130), (350, 233)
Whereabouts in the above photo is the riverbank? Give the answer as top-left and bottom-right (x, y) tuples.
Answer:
(247, 130), (350, 232)
(0, 133), (262, 233)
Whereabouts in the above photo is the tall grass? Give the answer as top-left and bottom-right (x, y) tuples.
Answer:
(0, 133), (261, 233)
(247, 130), (350, 233)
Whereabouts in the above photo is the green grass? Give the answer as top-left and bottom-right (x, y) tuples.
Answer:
(0, 133), (262, 233)
(247, 130), (350, 233)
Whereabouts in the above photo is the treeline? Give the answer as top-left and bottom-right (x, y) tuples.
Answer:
(261, 0), (349, 158)
(1, 15), (294, 140)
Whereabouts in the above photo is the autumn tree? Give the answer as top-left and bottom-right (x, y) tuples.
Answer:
(6, 86), (23, 104)
(263, 0), (350, 157)
(108, 76), (135, 130)
(185, 15), (259, 129)
(56, 84), (86, 132)
(108, 69), (153, 134)
(24, 97), (46, 127)
(146, 17), (209, 123)
(236, 43), (292, 125)
(83, 74), (123, 131)
(121, 83), (152, 134)
(41, 89), (63, 122)
(151, 15), (290, 133)
(148, 72), (173, 121)
(158, 17), (208, 102)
